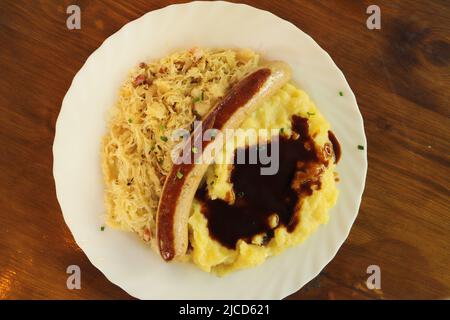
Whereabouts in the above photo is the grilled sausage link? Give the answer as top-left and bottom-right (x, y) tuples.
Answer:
(156, 61), (292, 261)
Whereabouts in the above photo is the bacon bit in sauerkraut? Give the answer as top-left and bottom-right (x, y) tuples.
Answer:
(174, 61), (185, 71)
(189, 47), (204, 62)
(133, 74), (147, 87)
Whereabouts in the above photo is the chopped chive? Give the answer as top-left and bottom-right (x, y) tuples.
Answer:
(100, 226), (105, 231)
(160, 135), (168, 142)
(193, 96), (202, 104)
(339, 91), (344, 96)
(307, 112), (315, 117)
(160, 125), (166, 131)
(358, 145), (364, 150)
(192, 146), (198, 154)
(280, 128), (285, 134)
(193, 91), (204, 104)
(176, 170), (184, 179)
(128, 118), (132, 123)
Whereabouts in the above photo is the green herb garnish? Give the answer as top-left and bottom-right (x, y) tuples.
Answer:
(193, 96), (202, 104)
(160, 135), (168, 142)
(160, 125), (166, 131)
(237, 191), (245, 198)
(192, 147), (198, 154)
(128, 118), (132, 123)
(358, 145), (364, 150)
(176, 170), (184, 179)
(280, 128), (285, 134)
(100, 226), (105, 231)
(307, 112), (315, 117)
(193, 91), (205, 104)
(339, 91), (344, 96)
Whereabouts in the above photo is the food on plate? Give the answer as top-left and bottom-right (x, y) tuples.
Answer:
(101, 48), (340, 275)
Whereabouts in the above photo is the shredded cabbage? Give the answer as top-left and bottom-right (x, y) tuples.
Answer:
(101, 48), (259, 249)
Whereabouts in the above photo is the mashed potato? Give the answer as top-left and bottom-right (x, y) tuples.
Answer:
(188, 83), (339, 275)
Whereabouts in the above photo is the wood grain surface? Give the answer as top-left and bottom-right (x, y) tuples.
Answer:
(0, 0), (449, 300)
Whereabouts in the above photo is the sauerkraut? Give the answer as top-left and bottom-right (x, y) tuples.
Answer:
(101, 48), (259, 249)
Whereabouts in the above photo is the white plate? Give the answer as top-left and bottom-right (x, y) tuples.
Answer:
(53, 1), (367, 300)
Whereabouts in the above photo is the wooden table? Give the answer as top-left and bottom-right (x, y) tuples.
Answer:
(1, 0), (449, 300)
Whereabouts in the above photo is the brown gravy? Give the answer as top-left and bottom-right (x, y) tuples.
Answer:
(328, 131), (341, 163)
(196, 116), (340, 249)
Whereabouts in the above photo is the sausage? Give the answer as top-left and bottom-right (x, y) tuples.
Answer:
(156, 61), (292, 261)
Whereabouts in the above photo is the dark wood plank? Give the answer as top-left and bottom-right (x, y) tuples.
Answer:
(0, 0), (448, 299)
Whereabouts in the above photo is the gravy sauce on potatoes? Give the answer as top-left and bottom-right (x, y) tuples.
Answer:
(189, 83), (340, 275)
